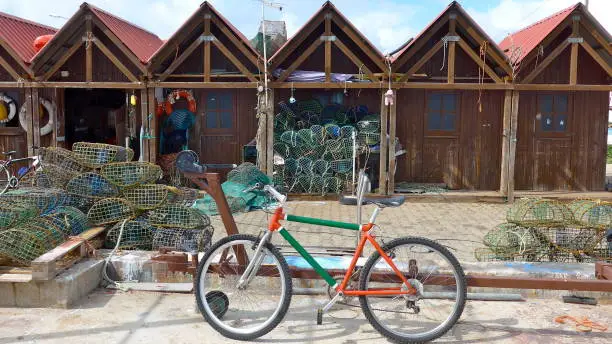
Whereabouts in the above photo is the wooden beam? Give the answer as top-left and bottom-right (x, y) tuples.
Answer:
(387, 91), (397, 194)
(269, 82), (513, 90)
(266, 89), (275, 177)
(522, 40), (570, 83)
(139, 89), (150, 162)
(569, 17), (580, 85)
(151, 81), (258, 89)
(276, 38), (323, 82)
(0, 40), (33, 77)
(204, 14), (211, 82)
(147, 88), (157, 162)
(448, 15), (456, 83)
(333, 39), (379, 82)
(399, 39), (444, 82)
(580, 19), (612, 57)
(507, 90), (519, 203)
(269, 15), (325, 72)
(579, 40), (612, 77)
(32, 81), (145, 89)
(515, 84), (612, 91)
(378, 91), (388, 195)
(31, 88), (40, 152)
(41, 41), (83, 81)
(455, 15), (513, 76)
(0, 82), (31, 87)
(90, 16), (147, 74)
(85, 16), (93, 82)
(93, 38), (139, 82)
(211, 37), (258, 82)
(499, 90), (512, 195)
(210, 16), (261, 70)
(331, 16), (387, 72)
(457, 39), (503, 83)
(0, 55), (23, 81)
(158, 37), (203, 81)
(393, 16), (449, 71)
(24, 88), (34, 157)
(325, 13), (332, 83)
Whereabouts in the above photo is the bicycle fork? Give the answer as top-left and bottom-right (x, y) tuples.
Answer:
(236, 231), (273, 289)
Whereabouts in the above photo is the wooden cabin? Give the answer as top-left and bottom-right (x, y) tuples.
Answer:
(267, 1), (387, 190)
(28, 2), (162, 161)
(147, 2), (263, 167)
(0, 12), (56, 159)
(390, 1), (513, 192)
(500, 3), (612, 192)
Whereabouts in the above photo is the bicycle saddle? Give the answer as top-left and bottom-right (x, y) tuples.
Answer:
(1, 151), (16, 157)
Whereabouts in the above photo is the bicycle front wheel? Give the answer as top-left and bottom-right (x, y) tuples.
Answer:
(195, 234), (292, 341)
(0, 165), (10, 194)
(359, 236), (467, 343)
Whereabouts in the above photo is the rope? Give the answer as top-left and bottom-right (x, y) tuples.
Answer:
(101, 219), (132, 291)
(440, 38), (449, 71)
(554, 315), (607, 332)
(477, 41), (488, 113)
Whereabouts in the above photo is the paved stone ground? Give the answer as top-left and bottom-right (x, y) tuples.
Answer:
(209, 200), (508, 262)
(0, 289), (610, 344)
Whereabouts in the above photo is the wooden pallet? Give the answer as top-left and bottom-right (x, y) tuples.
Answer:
(0, 226), (107, 283)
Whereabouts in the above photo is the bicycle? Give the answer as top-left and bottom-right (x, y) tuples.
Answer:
(191, 179), (467, 343)
(0, 146), (42, 194)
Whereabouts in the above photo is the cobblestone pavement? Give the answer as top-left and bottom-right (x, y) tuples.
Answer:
(0, 290), (609, 344)
(209, 200), (508, 262)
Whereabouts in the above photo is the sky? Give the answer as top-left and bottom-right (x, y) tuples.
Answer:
(0, 0), (610, 54)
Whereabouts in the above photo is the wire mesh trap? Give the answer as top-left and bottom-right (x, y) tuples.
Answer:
(0, 187), (74, 215)
(0, 200), (39, 230)
(39, 147), (90, 174)
(20, 163), (80, 189)
(105, 218), (154, 250)
(506, 198), (573, 227)
(152, 226), (214, 253)
(87, 198), (135, 225)
(66, 172), (119, 199)
(72, 142), (134, 168)
(100, 162), (162, 188)
(567, 199), (612, 229)
(166, 187), (201, 207)
(0, 227), (55, 265)
(122, 184), (169, 210)
(46, 206), (89, 236)
(146, 204), (210, 229)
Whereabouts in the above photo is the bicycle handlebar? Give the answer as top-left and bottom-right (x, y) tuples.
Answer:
(243, 183), (286, 204)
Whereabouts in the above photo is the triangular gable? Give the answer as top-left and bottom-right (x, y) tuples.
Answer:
(499, 2), (611, 84)
(31, 2), (161, 82)
(392, 1), (512, 83)
(0, 11), (56, 81)
(148, 2), (262, 83)
(268, 1), (386, 82)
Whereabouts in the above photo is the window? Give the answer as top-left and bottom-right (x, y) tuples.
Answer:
(538, 94), (568, 132)
(427, 93), (458, 132)
(205, 92), (233, 129)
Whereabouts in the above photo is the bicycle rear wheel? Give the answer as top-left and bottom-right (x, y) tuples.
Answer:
(0, 165), (10, 194)
(359, 236), (466, 343)
(195, 234), (292, 341)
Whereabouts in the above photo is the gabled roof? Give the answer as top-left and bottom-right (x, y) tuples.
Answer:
(268, 1), (385, 73)
(392, 1), (508, 68)
(88, 4), (163, 63)
(149, 1), (260, 64)
(498, 3), (579, 63)
(0, 11), (56, 63)
(31, 2), (162, 66)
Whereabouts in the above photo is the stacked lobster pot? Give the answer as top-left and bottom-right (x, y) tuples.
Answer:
(0, 142), (213, 266)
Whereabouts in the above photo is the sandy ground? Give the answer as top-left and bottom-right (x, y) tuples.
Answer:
(0, 289), (610, 344)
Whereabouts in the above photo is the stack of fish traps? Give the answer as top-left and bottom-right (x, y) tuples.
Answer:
(475, 198), (612, 263)
(273, 100), (380, 195)
(0, 143), (212, 266)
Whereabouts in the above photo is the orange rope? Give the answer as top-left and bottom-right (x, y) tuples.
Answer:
(554, 315), (608, 332)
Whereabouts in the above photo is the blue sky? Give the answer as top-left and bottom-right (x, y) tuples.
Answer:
(0, 0), (609, 53)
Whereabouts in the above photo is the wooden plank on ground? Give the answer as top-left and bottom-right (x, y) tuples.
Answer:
(107, 282), (193, 293)
(0, 273), (32, 283)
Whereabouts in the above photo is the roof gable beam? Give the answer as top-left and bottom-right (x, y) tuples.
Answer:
(522, 40), (570, 83)
(158, 36), (203, 81)
(90, 16), (147, 74)
(330, 14), (387, 72)
(0, 40), (33, 78)
(0, 55), (23, 81)
(393, 16), (449, 72)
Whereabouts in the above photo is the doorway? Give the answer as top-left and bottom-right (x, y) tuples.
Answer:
(198, 90), (239, 165)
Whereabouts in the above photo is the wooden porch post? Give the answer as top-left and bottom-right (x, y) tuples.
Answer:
(569, 15), (580, 85)
(31, 88), (41, 151)
(139, 89), (150, 162)
(500, 90), (512, 195)
(378, 91), (389, 195)
(147, 87), (157, 163)
(387, 90), (398, 194)
(24, 88), (34, 156)
(324, 13), (332, 83)
(447, 13), (457, 84)
(204, 14), (211, 83)
(266, 89), (275, 177)
(85, 15), (93, 83)
(508, 91), (519, 202)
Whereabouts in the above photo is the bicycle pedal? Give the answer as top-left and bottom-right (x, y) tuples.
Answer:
(316, 308), (323, 325)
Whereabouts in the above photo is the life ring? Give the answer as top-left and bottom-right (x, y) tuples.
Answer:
(19, 97), (55, 136)
(156, 101), (166, 117)
(165, 89), (196, 115)
(0, 93), (16, 123)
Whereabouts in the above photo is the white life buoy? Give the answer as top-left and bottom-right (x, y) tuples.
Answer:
(0, 93), (16, 123)
(19, 97), (55, 136)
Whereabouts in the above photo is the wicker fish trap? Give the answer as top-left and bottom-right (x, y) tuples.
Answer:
(147, 204), (210, 229)
(100, 162), (162, 188)
(66, 172), (119, 199)
(105, 218), (154, 250)
(152, 226), (214, 253)
(122, 184), (168, 210)
(87, 198), (135, 225)
(72, 142), (134, 168)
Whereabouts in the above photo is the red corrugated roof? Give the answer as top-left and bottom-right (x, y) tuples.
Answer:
(88, 4), (163, 63)
(0, 11), (57, 63)
(498, 3), (579, 63)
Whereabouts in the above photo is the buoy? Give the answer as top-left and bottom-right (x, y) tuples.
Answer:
(19, 97), (55, 136)
(0, 93), (17, 124)
(33, 35), (54, 52)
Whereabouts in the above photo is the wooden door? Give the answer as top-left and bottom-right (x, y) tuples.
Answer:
(198, 91), (239, 165)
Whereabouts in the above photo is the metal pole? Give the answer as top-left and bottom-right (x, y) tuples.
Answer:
(352, 130), (356, 195)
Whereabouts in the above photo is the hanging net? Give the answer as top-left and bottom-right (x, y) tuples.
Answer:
(100, 162), (162, 188)
(72, 142), (134, 168)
